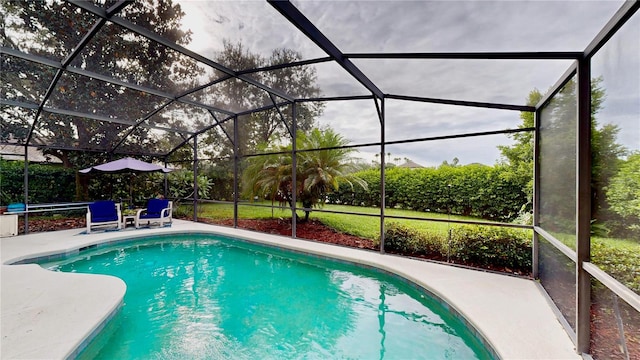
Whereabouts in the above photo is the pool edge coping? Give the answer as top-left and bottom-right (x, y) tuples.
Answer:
(1, 221), (579, 359)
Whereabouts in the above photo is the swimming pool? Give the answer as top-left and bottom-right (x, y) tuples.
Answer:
(42, 233), (495, 359)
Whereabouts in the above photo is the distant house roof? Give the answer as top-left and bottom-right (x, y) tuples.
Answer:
(397, 159), (424, 169)
(0, 145), (62, 164)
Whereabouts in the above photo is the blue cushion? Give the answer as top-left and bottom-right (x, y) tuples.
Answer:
(143, 199), (168, 218)
(7, 203), (25, 212)
(89, 200), (118, 222)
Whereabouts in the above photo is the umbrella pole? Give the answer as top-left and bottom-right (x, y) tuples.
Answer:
(109, 174), (113, 200)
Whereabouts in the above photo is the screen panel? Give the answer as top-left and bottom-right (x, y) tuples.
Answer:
(538, 76), (577, 249)
(539, 236), (576, 332)
(71, 22), (223, 95)
(32, 110), (129, 152)
(1, 0), (98, 61)
(312, 99), (379, 147)
(0, 105), (36, 144)
(1, 56), (57, 105)
(118, 126), (187, 156)
(355, 58), (572, 106)
(146, 101), (215, 133)
(590, 276), (640, 359)
(198, 157), (235, 203)
(184, 77), (273, 114)
(120, 1), (327, 66)
(386, 132), (517, 169)
(590, 12), (640, 279)
(295, 1), (623, 53)
(385, 99), (529, 143)
(197, 116), (235, 162)
(47, 72), (166, 122)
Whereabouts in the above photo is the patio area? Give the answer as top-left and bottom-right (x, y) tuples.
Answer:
(1, 0), (639, 358)
(1, 220), (579, 359)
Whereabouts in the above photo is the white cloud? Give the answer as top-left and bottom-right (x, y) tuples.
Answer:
(293, 1), (623, 52)
(176, 0), (637, 163)
(591, 11), (640, 153)
(179, 1), (326, 64)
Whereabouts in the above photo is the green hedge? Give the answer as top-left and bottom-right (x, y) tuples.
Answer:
(327, 168), (381, 207)
(0, 159), (76, 205)
(591, 240), (640, 293)
(0, 159), (224, 207)
(450, 225), (532, 271)
(384, 222), (532, 273)
(328, 165), (528, 221)
(384, 222), (638, 292)
(384, 222), (444, 257)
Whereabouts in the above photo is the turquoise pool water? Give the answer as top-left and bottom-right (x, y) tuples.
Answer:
(43, 234), (494, 359)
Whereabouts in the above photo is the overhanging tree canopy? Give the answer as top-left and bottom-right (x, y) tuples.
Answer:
(1, 2), (639, 357)
(2, 0), (632, 164)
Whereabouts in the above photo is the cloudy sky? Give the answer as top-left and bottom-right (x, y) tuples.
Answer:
(178, 0), (638, 167)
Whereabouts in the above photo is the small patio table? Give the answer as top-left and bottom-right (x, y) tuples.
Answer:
(122, 214), (137, 228)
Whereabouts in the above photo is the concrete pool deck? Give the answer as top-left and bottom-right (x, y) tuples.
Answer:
(1, 220), (580, 359)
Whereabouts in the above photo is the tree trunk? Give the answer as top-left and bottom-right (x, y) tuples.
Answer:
(47, 149), (89, 201)
(285, 195), (300, 223)
(75, 173), (89, 201)
(301, 199), (312, 223)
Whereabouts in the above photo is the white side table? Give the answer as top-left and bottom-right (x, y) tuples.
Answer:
(122, 215), (136, 228)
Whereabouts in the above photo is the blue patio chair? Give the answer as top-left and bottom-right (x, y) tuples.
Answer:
(135, 199), (172, 228)
(86, 200), (122, 234)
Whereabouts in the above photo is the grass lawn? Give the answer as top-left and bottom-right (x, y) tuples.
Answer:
(187, 201), (639, 292)
(593, 236), (640, 251)
(308, 204), (480, 240)
(187, 201), (638, 253)
(541, 228), (639, 253)
(186, 201), (510, 240)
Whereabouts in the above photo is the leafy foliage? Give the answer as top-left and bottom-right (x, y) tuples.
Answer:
(497, 89), (540, 203)
(242, 128), (366, 221)
(450, 225), (532, 272)
(498, 78), (629, 235)
(167, 170), (213, 200)
(1, 0), (197, 163)
(591, 239), (640, 294)
(199, 160), (234, 201)
(605, 152), (640, 236)
(384, 222), (532, 273)
(200, 41), (324, 160)
(384, 222), (444, 256)
(326, 168), (381, 207)
(328, 165), (528, 221)
(0, 159), (75, 205)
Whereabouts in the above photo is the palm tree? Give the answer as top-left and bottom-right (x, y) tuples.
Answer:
(242, 128), (367, 222)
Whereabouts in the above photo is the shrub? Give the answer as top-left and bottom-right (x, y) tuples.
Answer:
(331, 165), (528, 221)
(450, 225), (532, 272)
(384, 222), (422, 254)
(418, 230), (448, 257)
(591, 240), (640, 293)
(0, 159), (24, 204)
(383, 222), (444, 257)
(384, 222), (532, 273)
(173, 203), (194, 218)
(167, 170), (213, 200)
(605, 152), (640, 236)
(0, 159), (76, 205)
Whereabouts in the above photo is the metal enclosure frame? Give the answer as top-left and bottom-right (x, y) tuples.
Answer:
(1, 1), (639, 357)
